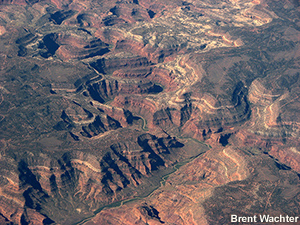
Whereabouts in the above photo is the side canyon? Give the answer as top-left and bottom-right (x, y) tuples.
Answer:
(0, 0), (300, 224)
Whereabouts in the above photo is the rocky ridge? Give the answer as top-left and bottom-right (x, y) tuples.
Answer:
(0, 0), (300, 224)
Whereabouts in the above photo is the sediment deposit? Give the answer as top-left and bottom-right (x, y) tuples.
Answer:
(0, 0), (300, 224)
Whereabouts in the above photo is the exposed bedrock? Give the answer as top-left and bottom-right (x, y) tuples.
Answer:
(112, 95), (157, 130)
(0, 0), (26, 4)
(180, 103), (192, 127)
(87, 80), (119, 104)
(112, 67), (176, 91)
(77, 13), (91, 27)
(49, 10), (75, 25)
(202, 151), (300, 224)
(248, 78), (300, 138)
(111, 80), (251, 136)
(0, 132), (187, 224)
(15, 32), (37, 46)
(81, 142), (300, 225)
(112, 67), (153, 79)
(80, 115), (122, 138)
(90, 56), (152, 75)
(112, 38), (180, 64)
(269, 146), (300, 173)
(53, 110), (75, 132)
(86, 79), (162, 104)
(153, 108), (173, 129)
(176, 82), (251, 140)
(1, 0), (299, 224)
(14, 28), (111, 61)
(138, 203), (164, 223)
(82, 146), (250, 225)
(53, 106), (124, 140)
(74, 64), (252, 142)
(105, 3), (155, 24)
(56, 36), (110, 61)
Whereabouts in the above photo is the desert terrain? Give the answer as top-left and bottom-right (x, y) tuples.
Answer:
(0, 0), (300, 224)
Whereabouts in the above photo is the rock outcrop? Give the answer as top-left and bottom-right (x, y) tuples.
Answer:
(0, 0), (299, 224)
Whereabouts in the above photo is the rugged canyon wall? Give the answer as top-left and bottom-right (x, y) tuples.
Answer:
(0, 0), (300, 224)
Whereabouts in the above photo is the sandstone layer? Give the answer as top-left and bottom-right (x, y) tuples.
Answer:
(0, 0), (300, 224)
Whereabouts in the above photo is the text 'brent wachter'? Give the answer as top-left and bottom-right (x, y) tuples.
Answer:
(231, 215), (299, 223)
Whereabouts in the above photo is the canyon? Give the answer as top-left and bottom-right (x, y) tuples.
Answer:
(0, 0), (300, 224)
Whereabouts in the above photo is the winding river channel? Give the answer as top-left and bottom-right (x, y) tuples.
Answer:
(75, 148), (208, 225)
